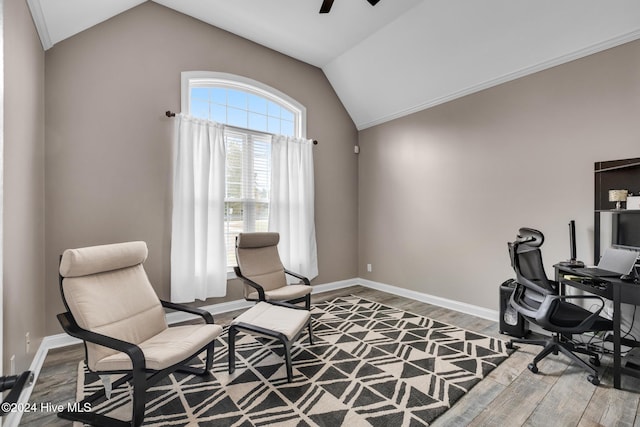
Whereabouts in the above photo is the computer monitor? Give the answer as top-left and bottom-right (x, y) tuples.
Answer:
(613, 214), (640, 252)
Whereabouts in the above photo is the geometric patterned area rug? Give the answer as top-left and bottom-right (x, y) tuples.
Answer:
(77, 296), (511, 426)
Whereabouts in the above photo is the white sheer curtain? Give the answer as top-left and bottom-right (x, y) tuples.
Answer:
(269, 135), (318, 282)
(171, 114), (227, 302)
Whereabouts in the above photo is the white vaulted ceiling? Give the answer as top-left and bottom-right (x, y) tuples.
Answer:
(27, 0), (640, 129)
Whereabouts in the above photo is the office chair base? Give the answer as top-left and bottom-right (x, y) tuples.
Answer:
(508, 335), (601, 385)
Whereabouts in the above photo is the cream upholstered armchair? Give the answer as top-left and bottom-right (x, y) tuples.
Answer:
(234, 232), (312, 309)
(56, 241), (223, 427)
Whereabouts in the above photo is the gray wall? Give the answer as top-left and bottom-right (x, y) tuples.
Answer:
(358, 39), (640, 312)
(44, 2), (359, 335)
(3, 0), (46, 371)
(8, 0), (640, 351)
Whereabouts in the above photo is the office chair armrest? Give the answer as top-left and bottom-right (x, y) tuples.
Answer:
(161, 300), (214, 324)
(233, 266), (266, 300)
(535, 294), (607, 332)
(556, 294), (606, 328)
(57, 312), (146, 370)
(556, 294), (606, 314)
(556, 294), (604, 304)
(284, 269), (311, 286)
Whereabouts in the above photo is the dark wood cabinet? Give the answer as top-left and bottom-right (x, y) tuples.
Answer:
(594, 157), (640, 261)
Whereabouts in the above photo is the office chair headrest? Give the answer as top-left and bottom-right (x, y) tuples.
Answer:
(517, 228), (544, 247)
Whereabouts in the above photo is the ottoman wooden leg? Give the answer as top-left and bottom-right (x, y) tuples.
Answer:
(307, 321), (314, 345)
(228, 325), (237, 374)
(281, 339), (293, 383)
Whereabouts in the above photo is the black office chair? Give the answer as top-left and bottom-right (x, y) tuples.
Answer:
(506, 228), (613, 385)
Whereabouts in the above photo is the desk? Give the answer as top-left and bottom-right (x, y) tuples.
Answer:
(555, 264), (640, 389)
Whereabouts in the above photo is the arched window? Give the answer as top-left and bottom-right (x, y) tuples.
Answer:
(181, 71), (305, 138)
(180, 72), (307, 268)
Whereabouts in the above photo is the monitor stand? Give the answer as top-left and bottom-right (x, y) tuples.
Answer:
(558, 259), (585, 268)
(561, 220), (584, 268)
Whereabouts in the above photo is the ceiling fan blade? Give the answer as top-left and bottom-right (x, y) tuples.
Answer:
(319, 0), (334, 13)
(367, 0), (381, 5)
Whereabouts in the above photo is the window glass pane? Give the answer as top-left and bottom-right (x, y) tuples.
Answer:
(267, 101), (281, 118)
(211, 104), (226, 123)
(227, 107), (248, 128)
(223, 131), (271, 267)
(225, 136), (243, 199)
(248, 113), (268, 132)
(253, 139), (271, 201)
(280, 120), (294, 136)
(211, 87), (226, 105)
(248, 94), (267, 115)
(267, 116), (280, 134)
(281, 109), (294, 121)
(227, 89), (247, 110)
(191, 100), (209, 120)
(254, 202), (269, 231)
(224, 201), (243, 266)
(191, 87), (209, 101)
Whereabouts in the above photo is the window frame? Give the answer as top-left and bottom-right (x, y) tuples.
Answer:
(181, 72), (307, 277)
(181, 71), (307, 139)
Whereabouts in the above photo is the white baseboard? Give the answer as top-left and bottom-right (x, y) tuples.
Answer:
(38, 277), (497, 354)
(356, 278), (500, 322)
(13, 276), (495, 427)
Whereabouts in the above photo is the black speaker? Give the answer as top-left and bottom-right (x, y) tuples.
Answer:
(499, 279), (529, 338)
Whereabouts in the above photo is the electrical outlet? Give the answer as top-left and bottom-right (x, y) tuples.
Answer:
(26, 332), (31, 354)
(367, 263), (372, 273)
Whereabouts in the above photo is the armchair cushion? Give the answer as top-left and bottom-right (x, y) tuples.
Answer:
(236, 232), (288, 296)
(60, 241), (148, 277)
(231, 302), (310, 341)
(236, 232), (280, 249)
(247, 284), (312, 302)
(60, 242), (166, 371)
(94, 323), (223, 371)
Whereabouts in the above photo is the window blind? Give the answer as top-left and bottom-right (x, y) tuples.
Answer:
(224, 129), (271, 267)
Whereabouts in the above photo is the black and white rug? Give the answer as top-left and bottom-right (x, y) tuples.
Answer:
(77, 296), (511, 426)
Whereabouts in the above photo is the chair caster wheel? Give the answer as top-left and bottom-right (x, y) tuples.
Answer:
(588, 375), (600, 385)
(589, 356), (600, 367)
(528, 363), (538, 374)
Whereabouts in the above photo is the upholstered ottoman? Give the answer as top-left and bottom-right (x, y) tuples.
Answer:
(228, 302), (313, 382)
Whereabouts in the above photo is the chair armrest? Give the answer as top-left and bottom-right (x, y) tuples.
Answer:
(161, 300), (214, 324)
(268, 301), (309, 311)
(556, 294), (607, 330)
(234, 266), (266, 300)
(57, 312), (146, 370)
(284, 269), (311, 286)
(510, 287), (607, 329)
(535, 294), (608, 332)
(557, 294), (605, 305)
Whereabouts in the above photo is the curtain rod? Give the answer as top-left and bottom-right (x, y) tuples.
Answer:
(165, 111), (318, 145)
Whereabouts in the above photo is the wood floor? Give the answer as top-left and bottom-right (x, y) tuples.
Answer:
(19, 285), (640, 426)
